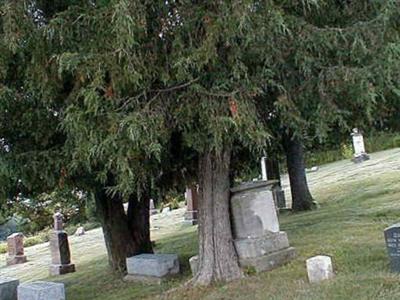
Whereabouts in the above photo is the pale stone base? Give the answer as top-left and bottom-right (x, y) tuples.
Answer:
(234, 232), (290, 259)
(49, 264), (76, 276)
(239, 247), (296, 273)
(123, 274), (163, 284)
(6, 255), (27, 266)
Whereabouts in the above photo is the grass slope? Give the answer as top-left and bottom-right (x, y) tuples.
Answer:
(6, 149), (400, 299)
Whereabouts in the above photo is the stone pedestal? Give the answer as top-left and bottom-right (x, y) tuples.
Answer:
(351, 128), (370, 163)
(230, 181), (295, 272)
(6, 233), (27, 266)
(0, 277), (19, 300)
(49, 213), (75, 276)
(18, 282), (65, 300)
(124, 254), (180, 284)
(184, 186), (198, 225)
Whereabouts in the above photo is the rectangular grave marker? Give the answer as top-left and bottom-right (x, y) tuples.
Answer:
(384, 223), (400, 272)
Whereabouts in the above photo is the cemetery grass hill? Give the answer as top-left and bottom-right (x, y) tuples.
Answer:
(1, 148), (400, 300)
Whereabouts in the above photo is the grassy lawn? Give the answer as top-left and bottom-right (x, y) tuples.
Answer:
(45, 161), (400, 299)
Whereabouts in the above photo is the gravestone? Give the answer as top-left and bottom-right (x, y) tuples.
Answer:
(261, 157), (268, 181)
(74, 226), (85, 236)
(49, 213), (75, 276)
(189, 255), (199, 275)
(184, 186), (198, 225)
(306, 255), (335, 283)
(384, 223), (400, 272)
(0, 277), (19, 300)
(6, 233), (27, 266)
(230, 181), (295, 272)
(351, 128), (370, 163)
(18, 282), (65, 300)
(149, 199), (157, 215)
(124, 254), (180, 284)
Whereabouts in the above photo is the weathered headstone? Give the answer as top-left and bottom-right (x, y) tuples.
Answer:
(18, 281), (65, 300)
(0, 277), (19, 300)
(230, 181), (295, 273)
(49, 213), (75, 276)
(74, 226), (85, 236)
(184, 186), (198, 225)
(261, 157), (268, 181)
(124, 254), (180, 284)
(189, 255), (199, 275)
(384, 223), (400, 272)
(306, 255), (335, 283)
(149, 199), (157, 216)
(6, 233), (27, 266)
(351, 128), (370, 163)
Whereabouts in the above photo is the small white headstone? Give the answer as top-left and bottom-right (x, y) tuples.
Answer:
(74, 226), (85, 236)
(261, 156), (268, 181)
(161, 206), (171, 214)
(306, 255), (335, 283)
(351, 128), (366, 157)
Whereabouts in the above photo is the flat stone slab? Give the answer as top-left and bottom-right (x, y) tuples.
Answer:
(126, 254), (179, 278)
(49, 264), (76, 276)
(18, 281), (65, 300)
(234, 232), (290, 259)
(239, 247), (296, 273)
(306, 255), (335, 283)
(0, 276), (19, 300)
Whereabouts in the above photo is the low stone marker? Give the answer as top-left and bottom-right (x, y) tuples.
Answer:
(74, 226), (85, 237)
(161, 206), (171, 214)
(0, 277), (19, 300)
(6, 232), (27, 266)
(49, 213), (75, 276)
(149, 199), (158, 216)
(124, 254), (180, 283)
(384, 223), (400, 272)
(230, 181), (295, 273)
(189, 255), (199, 275)
(306, 255), (335, 283)
(18, 281), (65, 300)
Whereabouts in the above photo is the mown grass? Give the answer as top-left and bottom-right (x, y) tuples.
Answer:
(47, 168), (400, 300)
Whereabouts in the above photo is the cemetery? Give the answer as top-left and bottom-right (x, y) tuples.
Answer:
(1, 1), (400, 300)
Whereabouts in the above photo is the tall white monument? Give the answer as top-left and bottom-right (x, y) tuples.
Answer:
(351, 128), (370, 163)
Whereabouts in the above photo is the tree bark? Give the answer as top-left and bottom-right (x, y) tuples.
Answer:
(94, 181), (153, 272)
(191, 146), (243, 286)
(283, 133), (314, 211)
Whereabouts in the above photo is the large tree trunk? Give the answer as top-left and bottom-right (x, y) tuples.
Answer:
(283, 133), (314, 211)
(191, 146), (243, 286)
(95, 180), (153, 272)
